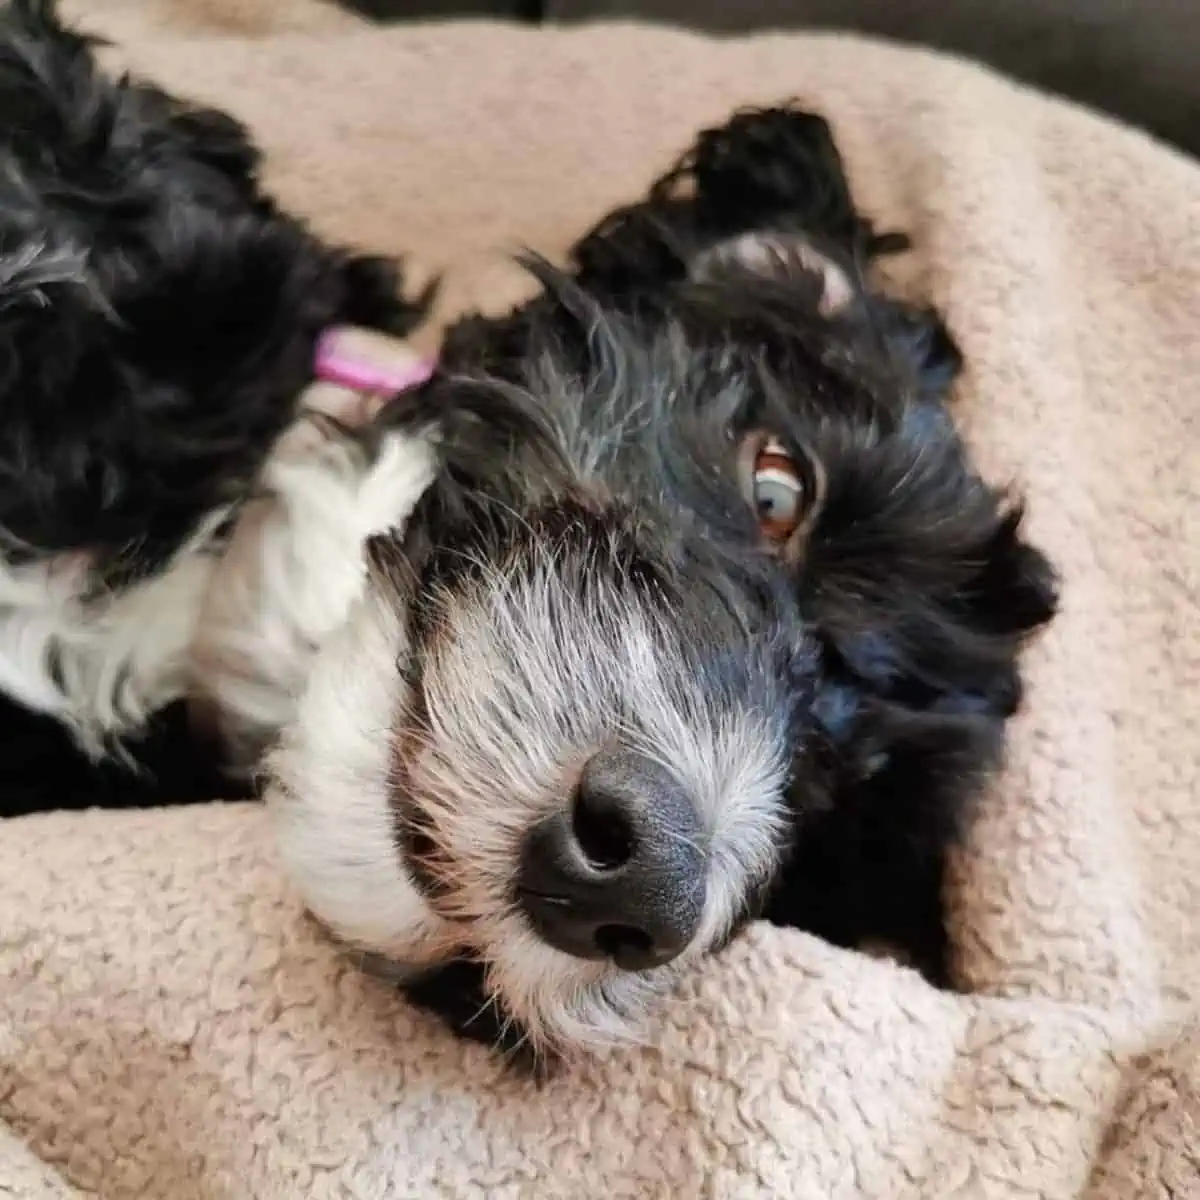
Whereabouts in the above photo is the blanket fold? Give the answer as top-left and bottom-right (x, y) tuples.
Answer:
(2, 2), (1197, 1196)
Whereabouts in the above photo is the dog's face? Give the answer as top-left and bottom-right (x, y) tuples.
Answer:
(269, 105), (1057, 1061)
(269, 265), (818, 1052)
(268, 233), (1052, 1057)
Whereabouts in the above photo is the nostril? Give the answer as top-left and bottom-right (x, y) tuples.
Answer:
(594, 923), (652, 961)
(570, 785), (636, 870)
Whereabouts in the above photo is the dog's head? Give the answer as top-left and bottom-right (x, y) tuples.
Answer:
(0, 0), (414, 597)
(266, 106), (1057, 1059)
(267, 267), (815, 1053)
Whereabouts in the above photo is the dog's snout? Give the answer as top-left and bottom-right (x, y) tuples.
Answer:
(517, 748), (707, 971)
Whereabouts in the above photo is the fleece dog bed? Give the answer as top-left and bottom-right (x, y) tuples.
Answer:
(1, 0), (1197, 1195)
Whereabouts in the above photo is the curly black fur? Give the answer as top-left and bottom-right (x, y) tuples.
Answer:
(0, 0), (419, 571)
(0, 0), (424, 814)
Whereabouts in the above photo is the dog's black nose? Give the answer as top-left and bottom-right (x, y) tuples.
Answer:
(516, 748), (707, 971)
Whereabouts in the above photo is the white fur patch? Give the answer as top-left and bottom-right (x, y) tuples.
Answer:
(0, 379), (437, 766)
(190, 389), (437, 768)
(265, 584), (448, 962)
(0, 520), (225, 756)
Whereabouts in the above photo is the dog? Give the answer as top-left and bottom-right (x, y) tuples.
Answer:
(0, 0), (433, 812)
(263, 107), (1059, 1063)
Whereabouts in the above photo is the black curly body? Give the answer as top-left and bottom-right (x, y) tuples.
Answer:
(380, 106), (1058, 1055)
(0, 0), (423, 814)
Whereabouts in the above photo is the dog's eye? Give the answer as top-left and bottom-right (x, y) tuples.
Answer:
(738, 432), (824, 551)
(750, 437), (813, 542)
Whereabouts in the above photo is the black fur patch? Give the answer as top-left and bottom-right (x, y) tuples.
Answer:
(0, 0), (425, 814)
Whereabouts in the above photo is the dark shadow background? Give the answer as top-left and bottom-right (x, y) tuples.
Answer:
(334, 0), (1200, 160)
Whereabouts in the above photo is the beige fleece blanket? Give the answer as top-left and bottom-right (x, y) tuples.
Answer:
(1, 1), (1197, 1196)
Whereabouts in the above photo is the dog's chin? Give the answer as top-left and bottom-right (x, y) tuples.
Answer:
(475, 933), (672, 1058)
(263, 574), (681, 1057)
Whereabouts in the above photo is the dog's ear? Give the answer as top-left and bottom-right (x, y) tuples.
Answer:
(569, 105), (893, 296)
(775, 681), (997, 986)
(690, 225), (965, 410)
(784, 545), (1053, 988)
(880, 303), (964, 406)
(814, 499), (1058, 724)
(661, 105), (872, 251)
(688, 230), (857, 318)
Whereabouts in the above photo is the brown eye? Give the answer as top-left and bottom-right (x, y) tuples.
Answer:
(743, 435), (821, 545)
(753, 440), (805, 539)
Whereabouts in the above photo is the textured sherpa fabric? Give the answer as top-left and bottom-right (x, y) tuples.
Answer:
(0, 2), (1198, 1196)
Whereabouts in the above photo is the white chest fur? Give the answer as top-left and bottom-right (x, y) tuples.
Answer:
(0, 541), (218, 757)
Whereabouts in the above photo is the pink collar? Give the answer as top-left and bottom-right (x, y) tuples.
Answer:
(314, 327), (436, 396)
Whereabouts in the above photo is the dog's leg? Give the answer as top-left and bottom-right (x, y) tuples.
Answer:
(189, 325), (438, 769)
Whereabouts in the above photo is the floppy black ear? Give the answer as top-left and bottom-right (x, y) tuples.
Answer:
(770, 502), (1058, 983)
(663, 105), (879, 250)
(877, 301), (964, 406)
(813, 509), (1058, 725)
(919, 502), (1059, 719)
(770, 685), (1003, 987)
(771, 510), (1056, 984)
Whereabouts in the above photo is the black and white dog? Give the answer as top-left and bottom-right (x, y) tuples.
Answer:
(0, 0), (1057, 1062)
(266, 116), (1059, 1055)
